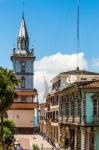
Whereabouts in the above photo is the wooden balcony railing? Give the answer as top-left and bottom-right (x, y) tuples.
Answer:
(93, 115), (99, 123)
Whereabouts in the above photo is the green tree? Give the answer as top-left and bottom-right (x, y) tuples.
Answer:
(3, 119), (17, 149)
(3, 119), (17, 135)
(32, 144), (40, 150)
(0, 67), (19, 149)
(0, 67), (18, 113)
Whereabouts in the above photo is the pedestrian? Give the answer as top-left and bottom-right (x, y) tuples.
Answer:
(53, 144), (56, 150)
(41, 143), (43, 150)
(15, 144), (23, 150)
(57, 144), (61, 150)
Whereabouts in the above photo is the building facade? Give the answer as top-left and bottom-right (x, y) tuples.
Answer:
(40, 69), (99, 149)
(7, 15), (37, 133)
(59, 80), (99, 150)
(39, 103), (47, 136)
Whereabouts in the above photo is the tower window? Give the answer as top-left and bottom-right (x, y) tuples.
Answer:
(21, 96), (26, 102)
(21, 39), (25, 49)
(21, 77), (25, 88)
(21, 61), (26, 72)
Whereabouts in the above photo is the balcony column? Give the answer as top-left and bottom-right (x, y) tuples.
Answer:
(68, 127), (71, 150)
(81, 127), (86, 150)
(92, 128), (96, 150)
(58, 125), (60, 143)
(54, 127), (57, 143)
(74, 127), (77, 150)
(55, 111), (56, 121)
(86, 128), (90, 150)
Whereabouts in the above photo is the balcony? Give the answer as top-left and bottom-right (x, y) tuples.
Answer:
(93, 115), (99, 124)
(10, 102), (37, 110)
(63, 116), (67, 123)
(59, 117), (63, 122)
(16, 90), (37, 96)
(74, 116), (80, 124)
(68, 116), (73, 123)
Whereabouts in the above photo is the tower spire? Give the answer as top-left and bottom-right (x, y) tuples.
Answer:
(17, 15), (29, 50)
(76, 0), (80, 71)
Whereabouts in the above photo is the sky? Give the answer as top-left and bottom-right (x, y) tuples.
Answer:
(0, 0), (99, 102)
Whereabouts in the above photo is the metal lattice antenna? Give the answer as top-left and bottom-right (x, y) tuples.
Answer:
(77, 0), (80, 71)
(22, 0), (24, 16)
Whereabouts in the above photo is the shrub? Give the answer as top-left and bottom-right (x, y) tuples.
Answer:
(32, 144), (40, 150)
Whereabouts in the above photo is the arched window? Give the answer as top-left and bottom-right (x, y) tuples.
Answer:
(21, 77), (25, 88)
(21, 96), (26, 102)
(21, 39), (25, 49)
(21, 61), (26, 72)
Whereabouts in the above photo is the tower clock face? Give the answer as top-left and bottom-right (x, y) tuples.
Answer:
(66, 75), (77, 84)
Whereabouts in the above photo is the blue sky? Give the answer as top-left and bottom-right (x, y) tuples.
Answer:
(0, 0), (99, 72)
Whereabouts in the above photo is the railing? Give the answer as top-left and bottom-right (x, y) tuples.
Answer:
(58, 115), (81, 124)
(63, 116), (67, 122)
(68, 116), (73, 123)
(93, 115), (99, 123)
(74, 116), (80, 124)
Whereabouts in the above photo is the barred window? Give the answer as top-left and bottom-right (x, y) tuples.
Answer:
(92, 95), (99, 117)
(21, 96), (26, 102)
(21, 77), (25, 88)
(93, 99), (99, 116)
(71, 100), (74, 115)
(21, 61), (26, 72)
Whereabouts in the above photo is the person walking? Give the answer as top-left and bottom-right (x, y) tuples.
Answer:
(41, 143), (43, 150)
(53, 144), (56, 150)
(57, 144), (61, 150)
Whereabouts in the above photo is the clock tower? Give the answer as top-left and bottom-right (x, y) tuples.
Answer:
(7, 15), (38, 133)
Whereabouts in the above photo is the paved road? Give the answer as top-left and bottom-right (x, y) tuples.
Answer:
(15, 134), (53, 150)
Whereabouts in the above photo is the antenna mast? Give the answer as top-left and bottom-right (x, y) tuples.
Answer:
(22, 0), (24, 16)
(77, 0), (80, 71)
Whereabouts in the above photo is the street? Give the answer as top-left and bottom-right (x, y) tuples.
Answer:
(14, 134), (53, 150)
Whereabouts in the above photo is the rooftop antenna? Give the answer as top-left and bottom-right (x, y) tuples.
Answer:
(22, 0), (24, 17)
(76, 0), (80, 71)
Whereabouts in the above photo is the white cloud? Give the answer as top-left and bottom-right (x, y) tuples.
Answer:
(93, 58), (99, 67)
(34, 52), (88, 103)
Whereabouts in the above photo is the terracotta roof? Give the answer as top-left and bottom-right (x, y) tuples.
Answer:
(83, 81), (99, 89)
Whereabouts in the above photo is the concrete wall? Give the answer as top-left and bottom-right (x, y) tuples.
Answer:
(7, 110), (34, 127)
